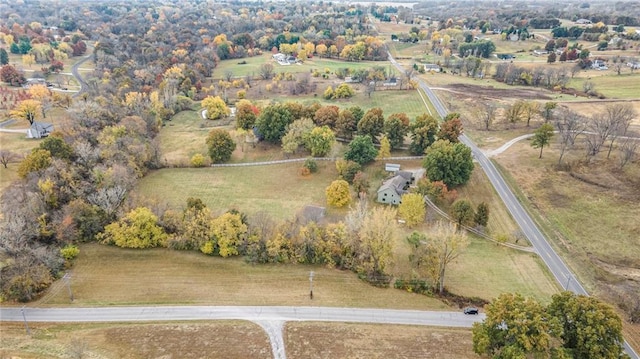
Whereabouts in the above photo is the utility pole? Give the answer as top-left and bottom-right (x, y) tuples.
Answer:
(565, 274), (572, 291)
(64, 272), (74, 302)
(309, 271), (314, 300)
(21, 306), (31, 336)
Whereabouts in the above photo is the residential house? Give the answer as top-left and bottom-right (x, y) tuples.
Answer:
(532, 49), (548, 56)
(575, 19), (592, 25)
(27, 121), (53, 139)
(424, 63), (441, 72)
(376, 171), (413, 205)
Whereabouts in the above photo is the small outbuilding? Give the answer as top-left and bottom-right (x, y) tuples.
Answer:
(385, 163), (401, 172)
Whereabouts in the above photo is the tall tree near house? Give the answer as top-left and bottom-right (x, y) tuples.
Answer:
(376, 135), (391, 160)
(325, 179), (351, 208)
(356, 206), (398, 284)
(555, 109), (585, 165)
(416, 221), (469, 294)
(531, 123), (554, 159)
(410, 113), (439, 155)
(438, 117), (463, 143)
(384, 112), (410, 149)
(10, 99), (42, 125)
(423, 140), (474, 187)
(474, 202), (489, 227)
(451, 199), (475, 227)
(398, 193), (426, 227)
(344, 135), (378, 166)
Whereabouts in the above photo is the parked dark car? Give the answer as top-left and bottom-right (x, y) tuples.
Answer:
(463, 307), (479, 315)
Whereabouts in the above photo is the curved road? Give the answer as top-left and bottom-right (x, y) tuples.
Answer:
(387, 52), (639, 359)
(70, 52), (92, 97)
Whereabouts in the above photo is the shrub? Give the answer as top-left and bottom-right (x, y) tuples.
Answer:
(303, 157), (318, 173)
(394, 278), (433, 295)
(190, 153), (207, 167)
(60, 244), (80, 261)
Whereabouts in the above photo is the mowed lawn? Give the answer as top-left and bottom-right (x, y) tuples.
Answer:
(214, 54), (393, 78)
(35, 243), (450, 310)
(567, 72), (640, 99)
(136, 163), (338, 219)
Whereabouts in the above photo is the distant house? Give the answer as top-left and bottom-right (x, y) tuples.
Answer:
(383, 77), (397, 86)
(575, 18), (592, 25)
(495, 53), (515, 60)
(385, 163), (401, 172)
(591, 59), (608, 70)
(532, 49), (548, 56)
(627, 62), (640, 69)
(377, 171), (413, 205)
(423, 63), (441, 72)
(27, 121), (53, 139)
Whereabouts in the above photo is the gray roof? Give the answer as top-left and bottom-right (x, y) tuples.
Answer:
(377, 175), (407, 195)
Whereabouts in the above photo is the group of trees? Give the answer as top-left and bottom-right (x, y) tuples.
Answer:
(473, 291), (626, 358)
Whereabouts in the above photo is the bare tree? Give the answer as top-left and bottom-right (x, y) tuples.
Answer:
(477, 102), (496, 130)
(555, 109), (586, 165)
(0, 150), (17, 168)
(224, 70), (234, 82)
(259, 63), (274, 80)
(87, 186), (128, 221)
(604, 103), (636, 158)
(618, 138), (639, 169)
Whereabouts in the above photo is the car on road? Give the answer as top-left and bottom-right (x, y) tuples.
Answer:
(463, 307), (479, 315)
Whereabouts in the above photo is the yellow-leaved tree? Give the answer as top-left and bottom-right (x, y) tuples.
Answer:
(326, 179), (351, 207)
(398, 193), (426, 227)
(213, 212), (247, 257)
(202, 95), (230, 120)
(11, 99), (42, 125)
(98, 207), (168, 248)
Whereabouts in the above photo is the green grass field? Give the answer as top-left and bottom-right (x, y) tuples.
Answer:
(567, 73), (640, 99)
(136, 163), (338, 219)
(214, 54), (394, 79)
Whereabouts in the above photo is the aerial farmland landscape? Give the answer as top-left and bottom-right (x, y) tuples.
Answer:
(0, 0), (639, 358)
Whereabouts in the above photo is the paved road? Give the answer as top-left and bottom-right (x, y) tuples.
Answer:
(0, 306), (483, 327)
(1, 306), (483, 359)
(71, 52), (92, 97)
(388, 51), (639, 359)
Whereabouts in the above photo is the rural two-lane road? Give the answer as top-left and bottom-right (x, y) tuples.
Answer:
(0, 306), (482, 327)
(387, 52), (638, 359)
(0, 306), (483, 359)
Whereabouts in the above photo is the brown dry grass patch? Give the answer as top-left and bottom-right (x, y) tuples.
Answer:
(285, 322), (475, 359)
(0, 321), (271, 359)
